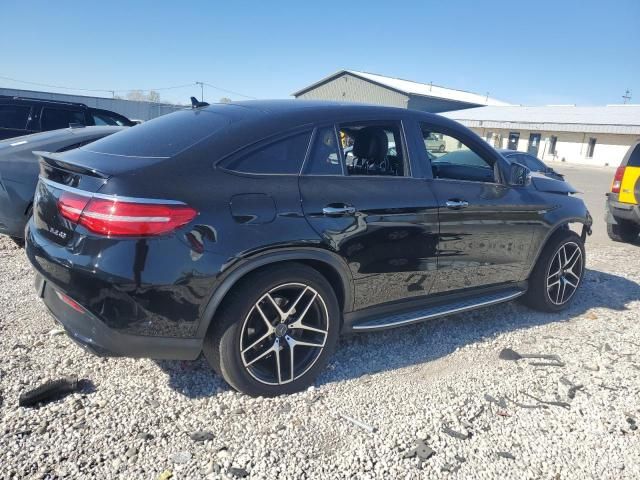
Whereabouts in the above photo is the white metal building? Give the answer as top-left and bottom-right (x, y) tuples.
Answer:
(442, 105), (640, 167)
(293, 70), (512, 113)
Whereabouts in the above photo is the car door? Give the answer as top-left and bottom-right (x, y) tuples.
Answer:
(417, 120), (544, 293)
(299, 121), (439, 311)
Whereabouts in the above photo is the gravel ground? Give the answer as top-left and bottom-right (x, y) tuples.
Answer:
(1, 234), (639, 479)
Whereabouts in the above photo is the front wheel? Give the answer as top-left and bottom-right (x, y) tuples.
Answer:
(522, 230), (585, 312)
(203, 263), (340, 397)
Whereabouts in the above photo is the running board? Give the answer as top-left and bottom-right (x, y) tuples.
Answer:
(351, 288), (524, 331)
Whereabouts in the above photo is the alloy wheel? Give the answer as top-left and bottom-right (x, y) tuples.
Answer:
(239, 283), (329, 386)
(546, 241), (583, 305)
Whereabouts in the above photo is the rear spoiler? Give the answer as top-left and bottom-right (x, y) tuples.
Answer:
(33, 150), (110, 179)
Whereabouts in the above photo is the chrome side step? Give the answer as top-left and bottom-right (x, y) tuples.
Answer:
(351, 288), (524, 331)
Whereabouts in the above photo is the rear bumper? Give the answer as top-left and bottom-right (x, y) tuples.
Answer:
(35, 273), (202, 360)
(606, 194), (640, 225)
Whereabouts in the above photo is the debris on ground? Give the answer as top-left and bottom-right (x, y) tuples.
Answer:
(338, 412), (377, 433)
(442, 425), (471, 440)
(403, 439), (435, 465)
(229, 466), (249, 478)
(156, 470), (172, 480)
(18, 375), (82, 407)
(190, 430), (214, 442)
(496, 451), (516, 460)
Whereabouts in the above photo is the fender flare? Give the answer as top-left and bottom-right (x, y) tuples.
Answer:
(195, 247), (354, 338)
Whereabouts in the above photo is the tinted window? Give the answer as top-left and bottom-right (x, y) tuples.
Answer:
(91, 110), (132, 126)
(41, 109), (86, 130)
(305, 127), (342, 175)
(84, 109), (231, 158)
(339, 122), (406, 176)
(628, 144), (640, 167)
(0, 105), (31, 129)
(223, 132), (311, 174)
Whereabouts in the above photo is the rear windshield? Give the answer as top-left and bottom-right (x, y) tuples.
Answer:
(628, 144), (640, 167)
(82, 109), (231, 158)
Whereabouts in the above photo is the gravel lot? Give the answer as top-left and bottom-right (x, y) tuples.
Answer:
(1, 229), (639, 479)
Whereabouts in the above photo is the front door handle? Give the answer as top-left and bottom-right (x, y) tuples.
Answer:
(445, 199), (469, 209)
(322, 205), (356, 216)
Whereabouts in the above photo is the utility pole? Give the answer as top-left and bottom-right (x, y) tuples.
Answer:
(196, 82), (204, 102)
(622, 89), (632, 104)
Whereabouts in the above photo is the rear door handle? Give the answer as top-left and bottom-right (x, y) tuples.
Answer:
(322, 205), (356, 216)
(445, 199), (469, 209)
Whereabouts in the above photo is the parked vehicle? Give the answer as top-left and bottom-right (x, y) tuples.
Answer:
(25, 100), (592, 396)
(0, 96), (135, 140)
(499, 149), (565, 181)
(0, 126), (125, 244)
(425, 132), (446, 152)
(606, 141), (640, 243)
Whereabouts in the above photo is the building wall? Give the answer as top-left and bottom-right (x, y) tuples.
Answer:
(470, 126), (638, 167)
(0, 88), (184, 121)
(296, 73), (409, 108)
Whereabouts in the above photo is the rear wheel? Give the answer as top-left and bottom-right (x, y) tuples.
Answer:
(522, 230), (585, 312)
(203, 263), (340, 396)
(607, 218), (640, 243)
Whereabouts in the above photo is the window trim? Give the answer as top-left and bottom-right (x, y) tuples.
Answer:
(418, 120), (503, 186)
(336, 119), (412, 179)
(216, 127), (314, 177)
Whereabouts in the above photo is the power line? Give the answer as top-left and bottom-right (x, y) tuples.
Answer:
(0, 75), (257, 99)
(201, 81), (257, 99)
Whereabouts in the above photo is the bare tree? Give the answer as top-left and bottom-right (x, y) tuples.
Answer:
(219, 97), (232, 104)
(147, 90), (161, 103)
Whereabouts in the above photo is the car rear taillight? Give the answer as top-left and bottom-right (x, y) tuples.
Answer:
(57, 191), (197, 237)
(611, 166), (626, 193)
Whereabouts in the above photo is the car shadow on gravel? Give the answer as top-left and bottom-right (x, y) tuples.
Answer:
(156, 268), (640, 397)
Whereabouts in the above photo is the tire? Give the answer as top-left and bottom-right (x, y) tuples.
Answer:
(522, 230), (585, 312)
(203, 263), (340, 397)
(607, 219), (640, 243)
(10, 236), (25, 248)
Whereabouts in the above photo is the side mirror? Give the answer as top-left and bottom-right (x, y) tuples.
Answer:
(509, 162), (531, 186)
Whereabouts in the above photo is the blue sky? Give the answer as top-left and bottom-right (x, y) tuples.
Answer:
(1, 0), (638, 106)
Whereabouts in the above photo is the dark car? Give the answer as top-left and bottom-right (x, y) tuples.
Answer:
(605, 141), (640, 243)
(25, 100), (592, 396)
(498, 149), (565, 181)
(0, 126), (125, 244)
(0, 96), (135, 141)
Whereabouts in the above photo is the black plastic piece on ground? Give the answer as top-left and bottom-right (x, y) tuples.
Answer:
(19, 376), (80, 407)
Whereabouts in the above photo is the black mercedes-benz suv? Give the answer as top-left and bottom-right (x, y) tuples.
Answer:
(25, 100), (592, 396)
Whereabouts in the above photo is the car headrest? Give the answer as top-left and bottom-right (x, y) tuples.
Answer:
(352, 127), (388, 164)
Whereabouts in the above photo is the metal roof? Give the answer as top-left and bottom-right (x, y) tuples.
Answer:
(292, 70), (512, 107)
(442, 105), (640, 135)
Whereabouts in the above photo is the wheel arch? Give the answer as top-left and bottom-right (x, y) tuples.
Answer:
(195, 247), (354, 339)
(525, 216), (590, 278)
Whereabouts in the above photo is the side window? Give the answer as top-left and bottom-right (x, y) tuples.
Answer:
(41, 109), (86, 131)
(0, 105), (31, 129)
(420, 123), (495, 183)
(628, 144), (640, 167)
(305, 127), (342, 175)
(92, 111), (130, 126)
(338, 122), (406, 176)
(222, 132), (311, 174)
